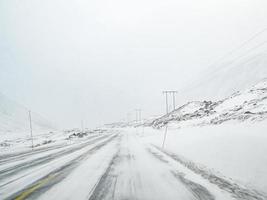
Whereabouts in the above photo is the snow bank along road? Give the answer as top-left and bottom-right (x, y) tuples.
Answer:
(0, 129), (266, 200)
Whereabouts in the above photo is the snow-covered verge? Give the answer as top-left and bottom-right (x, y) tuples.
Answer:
(0, 128), (110, 154)
(138, 121), (267, 195)
(0, 133), (119, 200)
(151, 78), (267, 129)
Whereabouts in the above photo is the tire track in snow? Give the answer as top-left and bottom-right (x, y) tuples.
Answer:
(88, 142), (138, 200)
(3, 135), (119, 200)
(172, 171), (215, 200)
(146, 147), (215, 200)
(89, 133), (201, 200)
(88, 152), (120, 200)
(152, 145), (267, 200)
(0, 134), (101, 164)
(0, 135), (110, 181)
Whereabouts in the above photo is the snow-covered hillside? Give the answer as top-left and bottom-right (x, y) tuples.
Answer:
(151, 78), (267, 128)
(181, 51), (267, 103)
(0, 92), (55, 136)
(104, 115), (161, 128)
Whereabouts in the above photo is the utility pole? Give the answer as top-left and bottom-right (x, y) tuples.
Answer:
(81, 120), (84, 132)
(162, 91), (178, 113)
(171, 91), (178, 110)
(135, 109), (142, 124)
(135, 110), (138, 123)
(140, 109), (145, 136)
(135, 109), (143, 136)
(28, 110), (34, 150)
(162, 91), (177, 148)
(163, 91), (169, 114)
(127, 113), (131, 123)
(139, 109), (142, 124)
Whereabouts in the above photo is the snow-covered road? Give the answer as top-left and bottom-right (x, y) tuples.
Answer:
(0, 128), (266, 200)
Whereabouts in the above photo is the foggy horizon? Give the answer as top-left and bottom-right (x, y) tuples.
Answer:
(1, 1), (267, 200)
(1, 0), (267, 129)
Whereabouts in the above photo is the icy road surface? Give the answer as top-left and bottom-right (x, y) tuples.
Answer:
(0, 129), (265, 200)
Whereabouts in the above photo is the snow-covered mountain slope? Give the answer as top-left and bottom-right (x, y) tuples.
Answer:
(151, 78), (267, 128)
(104, 115), (161, 128)
(181, 52), (267, 103)
(0, 92), (55, 135)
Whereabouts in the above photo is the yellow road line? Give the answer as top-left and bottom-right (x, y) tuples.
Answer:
(14, 175), (55, 200)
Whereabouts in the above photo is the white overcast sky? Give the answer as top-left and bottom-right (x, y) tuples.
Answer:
(0, 0), (267, 128)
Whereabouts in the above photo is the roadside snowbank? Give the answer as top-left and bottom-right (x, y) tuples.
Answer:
(139, 122), (267, 193)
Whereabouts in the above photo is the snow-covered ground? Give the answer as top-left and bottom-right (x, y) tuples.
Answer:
(139, 122), (267, 195)
(151, 78), (267, 128)
(0, 124), (266, 200)
(1, 70), (267, 200)
(0, 131), (119, 199)
(0, 92), (110, 152)
(0, 128), (110, 155)
(0, 92), (57, 151)
(79, 78), (267, 200)
(136, 79), (267, 198)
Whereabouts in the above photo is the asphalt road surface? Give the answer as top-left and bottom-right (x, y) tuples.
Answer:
(0, 129), (265, 200)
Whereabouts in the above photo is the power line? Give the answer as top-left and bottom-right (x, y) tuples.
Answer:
(185, 28), (267, 92)
(126, 113), (131, 123)
(209, 28), (267, 67)
(228, 41), (267, 63)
